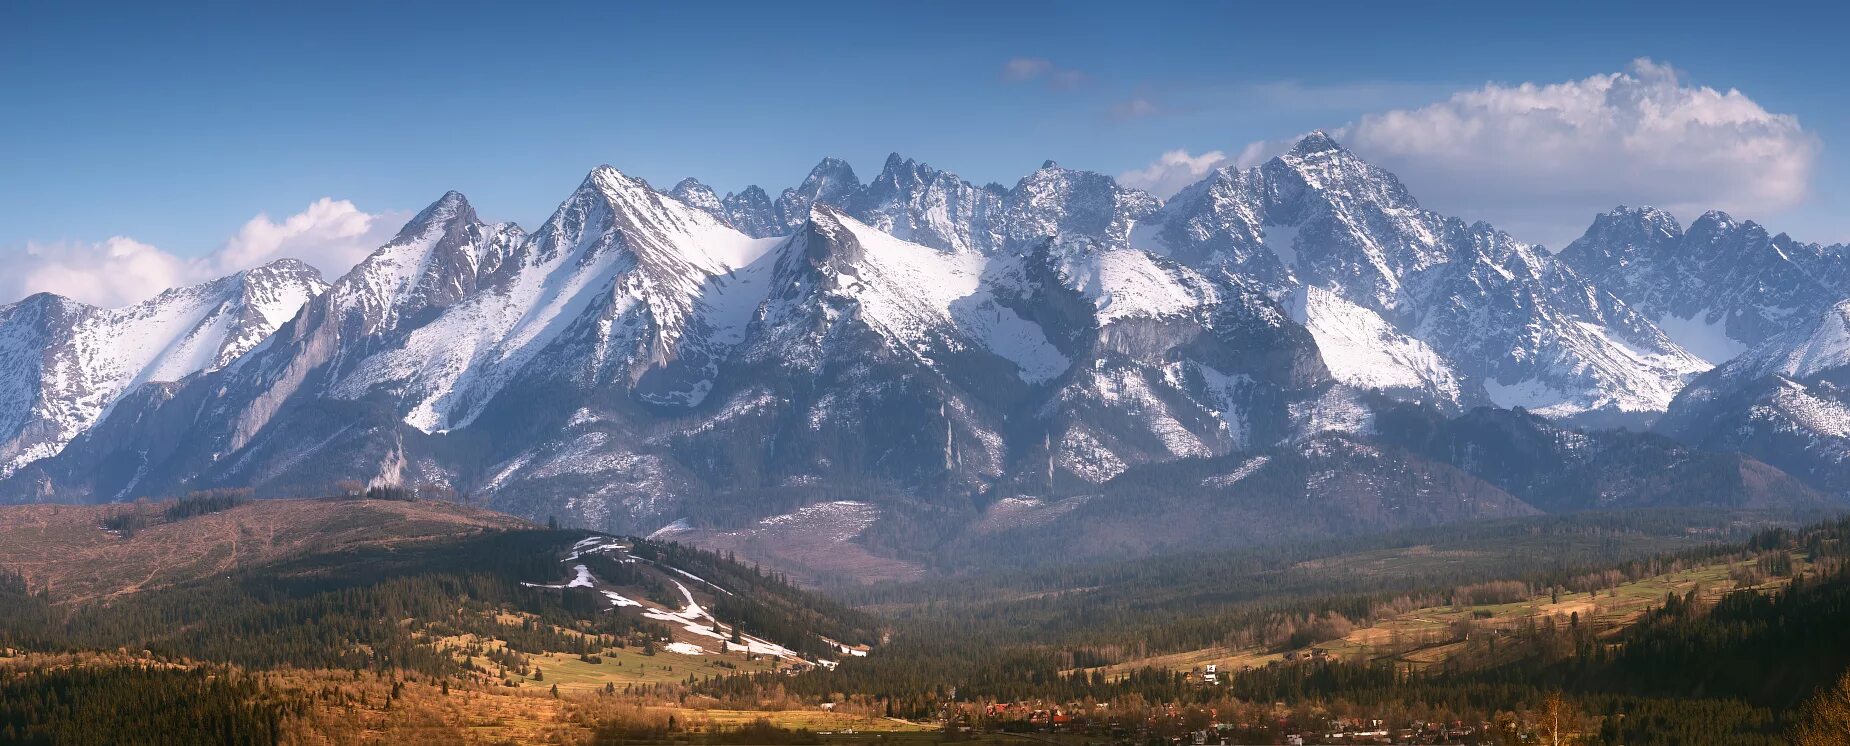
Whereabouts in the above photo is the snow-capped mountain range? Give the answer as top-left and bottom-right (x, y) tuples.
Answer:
(0, 260), (327, 481)
(2, 133), (1844, 544)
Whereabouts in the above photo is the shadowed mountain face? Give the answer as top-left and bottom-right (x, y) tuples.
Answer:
(2, 134), (1845, 556)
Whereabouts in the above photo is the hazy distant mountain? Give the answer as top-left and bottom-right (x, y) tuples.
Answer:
(1560, 207), (1850, 365)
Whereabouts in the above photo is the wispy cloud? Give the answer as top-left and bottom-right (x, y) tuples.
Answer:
(999, 57), (1088, 91)
(1241, 80), (1456, 112)
(1110, 95), (1160, 121)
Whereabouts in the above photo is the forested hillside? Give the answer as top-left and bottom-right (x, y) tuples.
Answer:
(0, 496), (887, 743)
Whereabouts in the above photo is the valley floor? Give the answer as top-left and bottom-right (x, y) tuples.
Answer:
(0, 652), (936, 745)
(1075, 552), (1807, 682)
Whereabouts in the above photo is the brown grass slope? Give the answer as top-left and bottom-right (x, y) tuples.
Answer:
(0, 497), (528, 603)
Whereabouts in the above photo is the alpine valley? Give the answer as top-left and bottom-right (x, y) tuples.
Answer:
(3, 133), (1847, 574)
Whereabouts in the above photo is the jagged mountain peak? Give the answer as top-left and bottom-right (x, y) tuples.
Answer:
(132, 258), (328, 321)
(806, 201), (852, 227)
(872, 152), (944, 185)
(3, 291), (87, 315)
(1137, 128), (1707, 422)
(383, 190), (485, 244)
(774, 158), (864, 233)
(801, 156), (859, 184)
(1562, 200), (1850, 366)
(1591, 204), (1683, 237)
(319, 188), (527, 347)
(779, 203), (871, 271)
(1604, 204), (1681, 225)
(1658, 295), (1850, 494)
(865, 153), (998, 197)
(548, 163), (771, 272)
(730, 183), (772, 200)
(1770, 300), (1850, 379)
(1687, 210), (1752, 237)
(387, 190), (479, 243)
(525, 164), (699, 252)
(243, 256), (324, 279)
(430, 189), (471, 212)
(1288, 129), (1346, 155)
(1558, 205), (1684, 268)
(1004, 162), (1159, 251)
(668, 178), (726, 220)
(846, 153), (1005, 254)
(579, 164), (660, 202)
(1266, 133), (1419, 212)
(221, 259), (330, 326)
(713, 184), (782, 238)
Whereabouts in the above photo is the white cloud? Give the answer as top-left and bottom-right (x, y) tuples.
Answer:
(1117, 141), (1291, 198)
(1337, 58), (1819, 246)
(214, 198), (401, 278)
(1118, 149), (1228, 198)
(2, 199), (402, 308)
(10, 237), (204, 309)
(1230, 140), (1284, 169)
(1125, 60), (1819, 247)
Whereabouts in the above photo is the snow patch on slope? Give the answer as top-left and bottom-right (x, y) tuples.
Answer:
(834, 216), (1070, 383)
(1655, 310), (1748, 366)
(1741, 302), (1850, 381)
(1761, 380), (1850, 440)
(1056, 245), (1215, 323)
(1292, 286), (1459, 407)
(1203, 455), (1271, 488)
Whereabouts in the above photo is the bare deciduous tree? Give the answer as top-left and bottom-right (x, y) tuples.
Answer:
(1795, 669), (1850, 746)
(1536, 692), (1579, 746)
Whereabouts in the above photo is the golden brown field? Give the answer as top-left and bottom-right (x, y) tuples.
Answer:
(1075, 552), (1809, 680)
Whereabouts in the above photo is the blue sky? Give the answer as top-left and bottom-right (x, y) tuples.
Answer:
(4, 1), (1848, 305)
